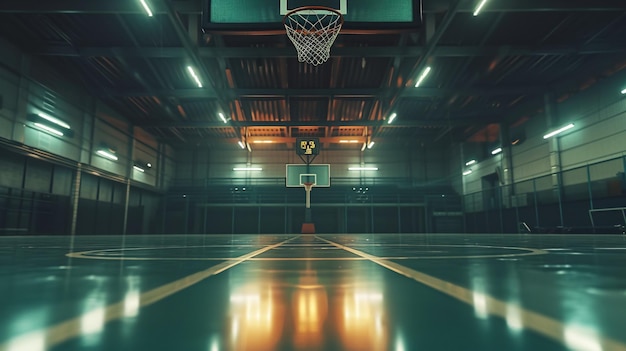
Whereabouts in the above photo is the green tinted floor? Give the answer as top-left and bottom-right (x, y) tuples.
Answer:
(1, 233), (626, 351)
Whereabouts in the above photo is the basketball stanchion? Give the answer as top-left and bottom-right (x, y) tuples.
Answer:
(283, 6), (344, 66)
(301, 182), (316, 234)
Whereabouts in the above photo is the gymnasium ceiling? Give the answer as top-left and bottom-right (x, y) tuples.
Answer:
(0, 0), (625, 151)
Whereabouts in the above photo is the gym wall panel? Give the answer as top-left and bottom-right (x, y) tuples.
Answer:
(91, 119), (128, 176)
(23, 158), (52, 193)
(0, 152), (24, 188)
(52, 166), (73, 196)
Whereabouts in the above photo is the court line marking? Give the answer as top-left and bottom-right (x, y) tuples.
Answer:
(0, 236), (298, 351)
(317, 236), (626, 351)
(66, 244), (547, 261)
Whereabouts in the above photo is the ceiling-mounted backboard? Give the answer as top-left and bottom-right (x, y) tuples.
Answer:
(202, 0), (422, 32)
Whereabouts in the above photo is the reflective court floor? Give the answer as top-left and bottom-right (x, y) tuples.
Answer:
(1, 234), (626, 351)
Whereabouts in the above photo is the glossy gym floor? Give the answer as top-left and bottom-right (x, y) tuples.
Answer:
(1, 233), (626, 351)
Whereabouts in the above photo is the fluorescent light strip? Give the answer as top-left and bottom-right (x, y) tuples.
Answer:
(491, 147), (502, 155)
(367, 141), (375, 149)
(621, 88), (626, 94)
(543, 123), (574, 139)
(238, 141), (246, 149)
(253, 140), (273, 144)
(465, 159), (476, 166)
(133, 165), (145, 173)
(349, 167), (378, 171)
(387, 113), (397, 124)
(233, 167), (262, 171)
(96, 150), (119, 161)
(139, 0), (153, 16)
(37, 113), (70, 129)
(473, 0), (488, 16)
(339, 140), (358, 143)
(463, 169), (473, 176)
(186, 66), (203, 88)
(414, 66), (431, 87)
(34, 123), (63, 136)
(219, 112), (228, 123)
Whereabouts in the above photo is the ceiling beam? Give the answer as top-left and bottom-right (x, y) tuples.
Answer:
(137, 115), (502, 128)
(2, 0), (624, 14)
(34, 43), (626, 59)
(104, 86), (542, 99)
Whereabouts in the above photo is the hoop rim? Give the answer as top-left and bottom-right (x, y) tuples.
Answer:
(282, 6), (345, 25)
(302, 182), (315, 191)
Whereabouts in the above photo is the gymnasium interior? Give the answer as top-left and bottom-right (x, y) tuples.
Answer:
(1, 0), (626, 350)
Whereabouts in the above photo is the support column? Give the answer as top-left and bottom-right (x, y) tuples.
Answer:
(70, 164), (82, 236)
(545, 93), (564, 226)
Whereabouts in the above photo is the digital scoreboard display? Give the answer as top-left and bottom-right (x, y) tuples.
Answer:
(296, 137), (320, 155)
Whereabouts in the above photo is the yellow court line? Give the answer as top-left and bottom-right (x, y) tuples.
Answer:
(0, 236), (298, 351)
(317, 236), (626, 351)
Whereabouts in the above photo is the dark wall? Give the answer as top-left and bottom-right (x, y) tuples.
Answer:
(0, 148), (163, 235)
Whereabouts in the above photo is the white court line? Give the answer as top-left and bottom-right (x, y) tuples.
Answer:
(318, 236), (626, 351)
(0, 236), (298, 351)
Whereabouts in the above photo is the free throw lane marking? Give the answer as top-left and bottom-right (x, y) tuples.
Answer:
(0, 236), (298, 351)
(318, 236), (626, 351)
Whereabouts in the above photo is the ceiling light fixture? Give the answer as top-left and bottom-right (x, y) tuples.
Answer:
(37, 113), (70, 129)
(367, 141), (375, 149)
(349, 167), (378, 171)
(491, 147), (502, 155)
(463, 169), (473, 176)
(387, 113), (397, 124)
(465, 159), (476, 166)
(238, 141), (246, 149)
(139, 0), (154, 16)
(133, 165), (145, 173)
(186, 66), (202, 88)
(414, 66), (431, 87)
(218, 112), (228, 123)
(96, 149), (118, 161)
(233, 167), (262, 171)
(252, 140), (273, 143)
(34, 123), (63, 137)
(473, 0), (488, 16)
(339, 140), (358, 143)
(621, 88), (626, 94)
(543, 123), (574, 139)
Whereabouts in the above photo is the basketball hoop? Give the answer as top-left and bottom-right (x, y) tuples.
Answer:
(283, 6), (344, 66)
(303, 182), (315, 192)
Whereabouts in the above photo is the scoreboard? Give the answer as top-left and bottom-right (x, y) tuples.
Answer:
(296, 137), (319, 155)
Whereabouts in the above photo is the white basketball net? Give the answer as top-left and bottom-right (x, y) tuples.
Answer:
(284, 7), (343, 66)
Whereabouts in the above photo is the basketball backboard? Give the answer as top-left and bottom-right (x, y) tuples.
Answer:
(286, 164), (330, 187)
(202, 0), (422, 31)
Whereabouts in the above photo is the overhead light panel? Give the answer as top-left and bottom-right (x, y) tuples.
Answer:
(543, 123), (574, 139)
(186, 66), (202, 88)
(621, 87), (626, 94)
(219, 112), (228, 123)
(387, 113), (397, 124)
(414, 66), (431, 87)
(139, 0), (154, 17)
(233, 167), (262, 171)
(133, 165), (145, 173)
(349, 167), (378, 171)
(37, 113), (70, 129)
(491, 147), (502, 155)
(367, 141), (375, 149)
(339, 140), (358, 143)
(465, 159), (476, 166)
(238, 141), (246, 149)
(463, 169), (473, 176)
(34, 123), (63, 137)
(96, 149), (118, 161)
(253, 140), (273, 144)
(473, 0), (488, 16)
(146, 162), (152, 168)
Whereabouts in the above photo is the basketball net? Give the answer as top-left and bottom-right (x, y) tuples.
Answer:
(283, 6), (344, 66)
